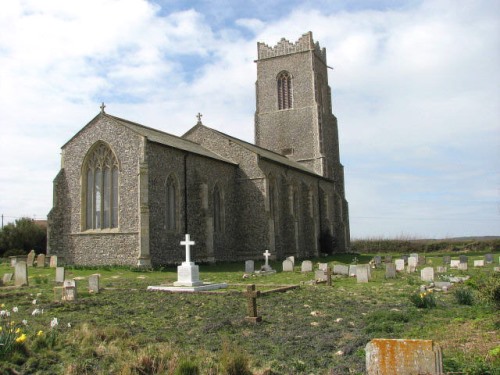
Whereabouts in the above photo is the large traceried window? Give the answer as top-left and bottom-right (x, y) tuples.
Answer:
(277, 71), (292, 110)
(166, 175), (179, 232)
(84, 142), (119, 230)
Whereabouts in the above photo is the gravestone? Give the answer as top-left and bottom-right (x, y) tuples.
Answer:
(27, 250), (36, 267)
(458, 263), (468, 271)
(349, 265), (357, 277)
(36, 254), (45, 268)
(282, 259), (294, 272)
(301, 260), (313, 272)
(373, 256), (382, 268)
(49, 255), (58, 268)
(333, 264), (349, 276)
(395, 259), (405, 272)
(450, 260), (460, 269)
(410, 253), (419, 263)
(315, 269), (327, 281)
(318, 263), (328, 271)
(402, 255), (409, 264)
(55, 267), (65, 283)
(385, 263), (396, 279)
(14, 261), (28, 287)
(261, 250), (273, 272)
(435, 281), (452, 289)
(88, 274), (100, 293)
(244, 284), (261, 323)
(62, 280), (77, 301)
(366, 339), (443, 375)
(286, 256), (295, 266)
(421, 267), (434, 282)
(385, 255), (392, 263)
(418, 256), (426, 266)
(443, 256), (451, 265)
(436, 266), (446, 273)
(484, 254), (493, 264)
(474, 260), (484, 267)
(459, 255), (468, 264)
(356, 265), (370, 283)
(3, 273), (13, 283)
(407, 257), (417, 273)
(245, 260), (254, 273)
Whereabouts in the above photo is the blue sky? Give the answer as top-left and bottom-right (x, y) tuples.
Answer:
(0, 0), (498, 239)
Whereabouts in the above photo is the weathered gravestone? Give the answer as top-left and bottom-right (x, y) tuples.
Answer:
(318, 263), (328, 271)
(458, 262), (468, 271)
(450, 259), (460, 269)
(27, 250), (36, 267)
(459, 255), (468, 264)
(36, 254), (45, 268)
(286, 256), (295, 266)
(245, 260), (254, 273)
(484, 254), (493, 264)
(474, 260), (484, 267)
(261, 250), (274, 272)
(88, 274), (100, 293)
(395, 259), (405, 272)
(402, 255), (409, 264)
(385, 255), (392, 263)
(410, 253), (419, 263)
(421, 267), (434, 282)
(373, 256), (382, 268)
(349, 265), (357, 277)
(356, 264), (370, 283)
(49, 255), (58, 268)
(55, 267), (65, 283)
(315, 269), (327, 281)
(418, 256), (426, 266)
(407, 257), (417, 273)
(436, 266), (446, 273)
(443, 255), (451, 265)
(14, 261), (28, 287)
(333, 264), (349, 276)
(3, 273), (13, 284)
(62, 280), (77, 301)
(282, 259), (294, 272)
(366, 339), (443, 375)
(301, 260), (313, 272)
(385, 263), (396, 279)
(244, 284), (261, 323)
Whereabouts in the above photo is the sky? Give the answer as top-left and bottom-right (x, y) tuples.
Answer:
(0, 0), (498, 239)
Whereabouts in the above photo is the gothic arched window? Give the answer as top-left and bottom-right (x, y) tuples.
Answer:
(213, 185), (224, 233)
(83, 142), (119, 230)
(277, 71), (292, 110)
(166, 175), (179, 232)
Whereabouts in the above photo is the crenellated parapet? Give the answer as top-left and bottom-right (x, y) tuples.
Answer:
(257, 31), (327, 64)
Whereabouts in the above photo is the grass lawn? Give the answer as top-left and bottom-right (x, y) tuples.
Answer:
(0, 253), (499, 374)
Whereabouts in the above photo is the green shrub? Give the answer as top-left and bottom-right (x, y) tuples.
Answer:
(175, 360), (200, 375)
(220, 340), (252, 375)
(409, 290), (436, 308)
(454, 287), (474, 305)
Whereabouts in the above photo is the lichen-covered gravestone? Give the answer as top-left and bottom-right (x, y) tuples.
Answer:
(333, 264), (349, 276)
(27, 250), (36, 267)
(366, 339), (443, 375)
(36, 254), (45, 268)
(49, 255), (58, 268)
(421, 267), (434, 282)
(385, 263), (396, 279)
(356, 264), (370, 283)
(55, 267), (65, 283)
(88, 274), (100, 293)
(14, 261), (28, 287)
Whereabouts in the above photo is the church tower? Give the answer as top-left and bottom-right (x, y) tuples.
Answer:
(255, 32), (342, 181)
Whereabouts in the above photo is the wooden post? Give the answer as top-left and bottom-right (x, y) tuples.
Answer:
(324, 267), (333, 286)
(244, 284), (262, 322)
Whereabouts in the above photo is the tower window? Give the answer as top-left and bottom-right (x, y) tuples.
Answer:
(277, 71), (292, 110)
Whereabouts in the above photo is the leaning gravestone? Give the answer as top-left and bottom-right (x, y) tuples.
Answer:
(474, 260), (484, 267)
(14, 261), (28, 287)
(282, 259), (294, 272)
(356, 265), (370, 283)
(484, 254), (493, 264)
(55, 267), (65, 283)
(349, 265), (357, 277)
(49, 255), (58, 268)
(333, 264), (349, 276)
(245, 260), (254, 273)
(88, 274), (100, 293)
(385, 263), (396, 279)
(395, 259), (405, 272)
(421, 267), (434, 282)
(27, 250), (36, 267)
(3, 273), (13, 283)
(301, 261), (313, 272)
(366, 339), (443, 375)
(36, 254), (45, 268)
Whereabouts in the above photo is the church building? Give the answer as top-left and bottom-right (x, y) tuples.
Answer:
(47, 32), (350, 266)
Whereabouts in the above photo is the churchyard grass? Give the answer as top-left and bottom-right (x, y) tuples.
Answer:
(0, 252), (499, 374)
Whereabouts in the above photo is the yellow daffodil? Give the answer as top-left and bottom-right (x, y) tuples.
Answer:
(37, 330), (44, 337)
(15, 333), (27, 343)
(15, 328), (21, 334)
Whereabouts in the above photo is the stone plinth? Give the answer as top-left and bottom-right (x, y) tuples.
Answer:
(174, 262), (203, 287)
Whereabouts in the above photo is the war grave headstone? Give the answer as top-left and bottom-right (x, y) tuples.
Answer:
(36, 254), (45, 268)
(333, 264), (349, 276)
(349, 265), (357, 277)
(147, 234), (227, 292)
(27, 250), (36, 267)
(3, 273), (13, 284)
(443, 255), (451, 265)
(458, 262), (468, 271)
(356, 264), (370, 283)
(318, 263), (328, 271)
(450, 260), (460, 269)
(245, 260), (254, 273)
(459, 255), (468, 264)
(49, 255), (58, 268)
(421, 267), (434, 282)
(366, 339), (443, 375)
(282, 259), (294, 272)
(62, 280), (77, 301)
(385, 263), (396, 279)
(395, 259), (405, 272)
(55, 267), (65, 283)
(244, 284), (262, 323)
(14, 261), (28, 287)
(474, 260), (484, 267)
(301, 260), (313, 272)
(89, 274), (100, 293)
(484, 254), (493, 264)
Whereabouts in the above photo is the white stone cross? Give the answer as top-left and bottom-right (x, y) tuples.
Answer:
(263, 250), (271, 267)
(180, 234), (195, 263)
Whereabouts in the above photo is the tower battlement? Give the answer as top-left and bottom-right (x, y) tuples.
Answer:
(257, 31), (326, 64)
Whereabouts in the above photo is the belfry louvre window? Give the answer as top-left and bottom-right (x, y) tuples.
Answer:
(277, 71), (292, 110)
(84, 142), (119, 230)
